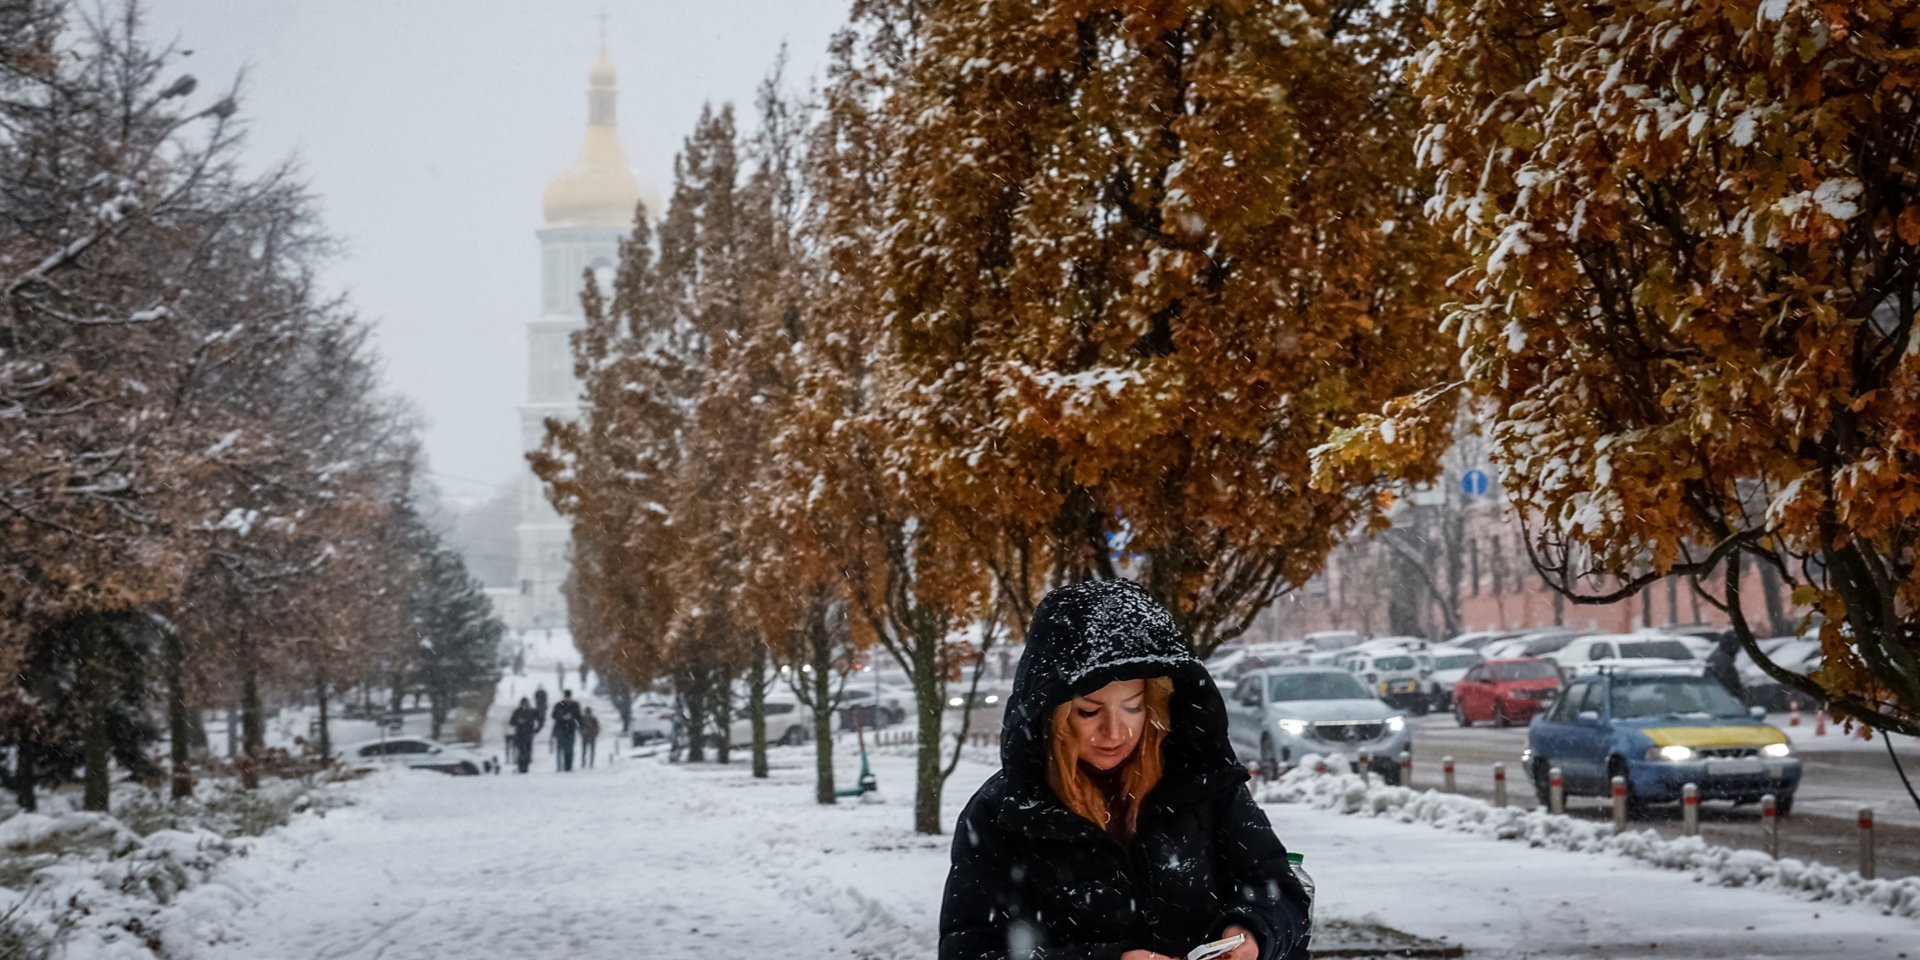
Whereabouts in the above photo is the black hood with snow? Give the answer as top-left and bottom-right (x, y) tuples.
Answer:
(1000, 579), (1245, 808)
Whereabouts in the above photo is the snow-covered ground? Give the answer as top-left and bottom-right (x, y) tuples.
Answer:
(94, 632), (1905, 960)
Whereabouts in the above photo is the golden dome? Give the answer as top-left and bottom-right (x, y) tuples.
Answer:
(542, 50), (654, 228)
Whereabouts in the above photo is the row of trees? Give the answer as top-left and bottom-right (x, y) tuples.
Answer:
(547, 0), (1918, 830)
(0, 3), (504, 813)
(541, 1), (1463, 833)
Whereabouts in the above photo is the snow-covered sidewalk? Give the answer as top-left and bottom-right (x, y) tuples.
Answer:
(195, 739), (1918, 960)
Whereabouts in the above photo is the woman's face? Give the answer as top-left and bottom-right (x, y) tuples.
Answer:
(1067, 679), (1148, 771)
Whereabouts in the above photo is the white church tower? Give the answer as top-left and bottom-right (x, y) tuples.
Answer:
(513, 40), (657, 634)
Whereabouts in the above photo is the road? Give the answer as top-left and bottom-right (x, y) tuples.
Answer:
(1402, 713), (1920, 879)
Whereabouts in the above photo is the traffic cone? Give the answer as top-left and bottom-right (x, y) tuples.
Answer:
(1789, 700), (1801, 727)
(1815, 710), (1827, 736)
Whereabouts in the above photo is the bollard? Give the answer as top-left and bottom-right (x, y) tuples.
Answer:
(1549, 766), (1565, 815)
(1815, 711), (1827, 737)
(1314, 756), (1329, 775)
(1859, 807), (1875, 880)
(1789, 700), (1801, 727)
(1762, 794), (1779, 859)
(1398, 750), (1412, 786)
(1492, 762), (1507, 808)
(1682, 782), (1699, 836)
(1611, 775), (1628, 832)
(1358, 749), (1372, 786)
(1442, 756), (1457, 794)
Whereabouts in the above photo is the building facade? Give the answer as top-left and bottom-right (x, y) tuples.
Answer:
(509, 45), (656, 635)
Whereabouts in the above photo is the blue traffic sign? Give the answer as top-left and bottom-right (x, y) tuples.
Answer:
(1461, 469), (1491, 497)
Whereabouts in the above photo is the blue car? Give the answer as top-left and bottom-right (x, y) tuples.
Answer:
(1522, 666), (1801, 816)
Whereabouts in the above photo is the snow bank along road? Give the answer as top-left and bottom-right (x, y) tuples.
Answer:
(206, 736), (1919, 960)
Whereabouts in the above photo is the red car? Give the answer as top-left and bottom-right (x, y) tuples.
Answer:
(1452, 658), (1563, 727)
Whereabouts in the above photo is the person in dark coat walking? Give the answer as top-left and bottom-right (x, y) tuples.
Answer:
(508, 697), (543, 774)
(551, 690), (584, 772)
(940, 579), (1311, 960)
(580, 707), (602, 769)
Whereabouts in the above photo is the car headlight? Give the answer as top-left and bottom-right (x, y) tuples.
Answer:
(1647, 745), (1694, 762)
(984, 694), (1000, 705)
(1385, 715), (1406, 732)
(1761, 743), (1792, 759)
(1276, 719), (1309, 736)
(947, 697), (964, 707)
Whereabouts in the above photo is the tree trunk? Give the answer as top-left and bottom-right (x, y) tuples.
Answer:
(1760, 561), (1791, 637)
(316, 677), (332, 761)
(912, 628), (945, 835)
(749, 640), (769, 779)
(810, 607), (837, 804)
(684, 682), (708, 763)
(1387, 546), (1424, 637)
(430, 690), (447, 741)
(13, 739), (37, 812)
(166, 623), (193, 801)
(240, 638), (264, 790)
(79, 619), (112, 813)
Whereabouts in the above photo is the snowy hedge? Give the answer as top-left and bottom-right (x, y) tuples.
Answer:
(1261, 755), (1920, 920)
(0, 777), (353, 959)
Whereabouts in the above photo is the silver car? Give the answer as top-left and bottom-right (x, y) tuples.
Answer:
(1224, 667), (1412, 784)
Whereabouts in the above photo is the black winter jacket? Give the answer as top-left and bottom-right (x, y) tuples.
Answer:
(550, 700), (582, 737)
(940, 580), (1311, 960)
(509, 706), (543, 741)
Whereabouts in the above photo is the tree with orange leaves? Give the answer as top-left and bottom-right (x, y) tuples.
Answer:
(867, 0), (1462, 655)
(1399, 0), (1920, 745)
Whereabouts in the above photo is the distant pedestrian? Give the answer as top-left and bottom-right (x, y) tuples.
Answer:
(578, 661), (590, 688)
(580, 707), (601, 769)
(534, 685), (549, 715)
(551, 690), (584, 772)
(508, 697), (544, 774)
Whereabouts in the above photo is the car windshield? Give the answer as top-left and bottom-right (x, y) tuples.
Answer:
(1373, 655), (1415, 671)
(1618, 640), (1693, 660)
(1269, 672), (1371, 702)
(1489, 661), (1558, 680)
(1609, 678), (1748, 720)
(1435, 653), (1481, 670)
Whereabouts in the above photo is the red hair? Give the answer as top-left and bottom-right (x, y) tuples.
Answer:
(1045, 676), (1174, 842)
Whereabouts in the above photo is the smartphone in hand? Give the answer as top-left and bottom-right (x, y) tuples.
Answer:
(1187, 933), (1246, 960)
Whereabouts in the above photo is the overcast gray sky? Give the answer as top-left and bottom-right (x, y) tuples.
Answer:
(143, 1), (847, 505)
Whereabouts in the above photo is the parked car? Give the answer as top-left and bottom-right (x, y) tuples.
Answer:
(717, 694), (811, 747)
(839, 685), (911, 726)
(1738, 638), (1823, 712)
(1427, 649), (1486, 710)
(1553, 633), (1698, 671)
(1483, 629), (1579, 661)
(1300, 629), (1365, 653)
(340, 735), (488, 776)
(1451, 658), (1562, 726)
(1440, 629), (1527, 652)
(1331, 648), (1433, 715)
(1224, 667), (1411, 783)
(1523, 665), (1802, 816)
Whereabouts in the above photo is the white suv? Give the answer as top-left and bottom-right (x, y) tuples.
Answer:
(1334, 648), (1434, 714)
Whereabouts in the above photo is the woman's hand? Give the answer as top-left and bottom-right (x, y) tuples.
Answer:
(1120, 951), (1178, 960)
(1217, 925), (1260, 960)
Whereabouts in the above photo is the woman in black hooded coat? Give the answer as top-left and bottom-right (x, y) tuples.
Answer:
(940, 580), (1311, 960)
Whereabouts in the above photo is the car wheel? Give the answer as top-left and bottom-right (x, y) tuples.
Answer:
(1259, 736), (1280, 781)
(780, 725), (805, 746)
(1410, 697), (1430, 717)
(1531, 758), (1553, 806)
(1493, 699), (1510, 728)
(1453, 698), (1472, 727)
(460, 762), (480, 776)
